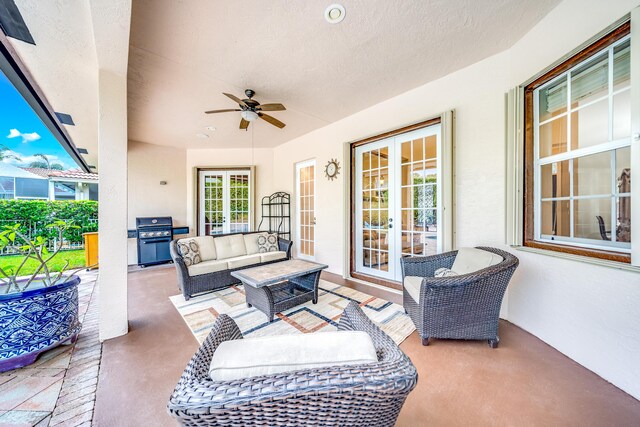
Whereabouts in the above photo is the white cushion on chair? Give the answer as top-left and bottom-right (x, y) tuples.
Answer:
(451, 247), (503, 275)
(260, 251), (287, 263)
(403, 276), (423, 302)
(227, 254), (262, 269)
(209, 331), (378, 381)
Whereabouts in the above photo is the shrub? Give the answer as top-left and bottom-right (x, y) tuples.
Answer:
(0, 200), (98, 243)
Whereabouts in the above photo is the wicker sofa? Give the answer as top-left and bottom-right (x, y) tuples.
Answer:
(401, 247), (519, 348)
(167, 301), (418, 426)
(170, 231), (292, 300)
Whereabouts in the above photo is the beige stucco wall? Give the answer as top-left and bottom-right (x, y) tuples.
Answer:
(269, 0), (640, 400)
(127, 140), (188, 265)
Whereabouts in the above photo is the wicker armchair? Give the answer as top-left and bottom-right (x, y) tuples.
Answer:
(167, 302), (418, 426)
(401, 247), (519, 348)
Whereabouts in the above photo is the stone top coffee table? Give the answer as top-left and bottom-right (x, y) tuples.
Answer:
(231, 259), (328, 321)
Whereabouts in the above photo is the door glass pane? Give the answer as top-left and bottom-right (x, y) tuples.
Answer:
(229, 173), (250, 233)
(203, 174), (224, 235)
(400, 136), (437, 258)
(298, 164), (314, 257)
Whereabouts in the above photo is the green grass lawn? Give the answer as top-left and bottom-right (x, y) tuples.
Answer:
(0, 249), (86, 276)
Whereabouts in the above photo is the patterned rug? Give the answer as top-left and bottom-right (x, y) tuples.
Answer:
(169, 279), (415, 345)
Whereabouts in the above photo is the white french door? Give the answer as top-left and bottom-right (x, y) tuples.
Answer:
(198, 170), (252, 235)
(295, 160), (315, 260)
(355, 124), (443, 281)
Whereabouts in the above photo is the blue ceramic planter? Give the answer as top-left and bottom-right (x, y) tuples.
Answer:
(0, 275), (82, 372)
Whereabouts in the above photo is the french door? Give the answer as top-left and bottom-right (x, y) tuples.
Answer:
(296, 160), (315, 260)
(198, 170), (252, 235)
(355, 124), (443, 281)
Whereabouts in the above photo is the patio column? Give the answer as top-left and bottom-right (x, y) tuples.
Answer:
(97, 69), (129, 340)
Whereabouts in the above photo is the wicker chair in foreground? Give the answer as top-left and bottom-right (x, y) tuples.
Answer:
(168, 302), (418, 426)
(401, 247), (519, 348)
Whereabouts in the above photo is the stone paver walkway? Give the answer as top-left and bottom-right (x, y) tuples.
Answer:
(0, 270), (101, 426)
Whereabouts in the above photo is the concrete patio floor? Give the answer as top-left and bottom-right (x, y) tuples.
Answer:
(92, 266), (640, 426)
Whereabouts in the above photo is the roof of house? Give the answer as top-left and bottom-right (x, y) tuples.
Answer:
(20, 167), (98, 181)
(0, 163), (47, 179)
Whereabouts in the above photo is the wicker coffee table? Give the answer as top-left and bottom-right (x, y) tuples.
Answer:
(231, 259), (328, 321)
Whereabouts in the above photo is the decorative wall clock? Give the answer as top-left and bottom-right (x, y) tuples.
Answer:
(324, 158), (341, 181)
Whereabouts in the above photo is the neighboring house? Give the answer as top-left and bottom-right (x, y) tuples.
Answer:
(0, 163), (98, 200)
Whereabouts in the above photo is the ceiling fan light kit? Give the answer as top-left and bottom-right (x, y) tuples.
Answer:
(240, 110), (259, 122)
(205, 89), (287, 131)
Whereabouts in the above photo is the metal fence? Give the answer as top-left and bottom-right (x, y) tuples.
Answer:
(0, 219), (98, 256)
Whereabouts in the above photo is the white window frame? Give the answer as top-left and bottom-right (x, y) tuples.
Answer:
(507, 13), (640, 267)
(533, 35), (631, 253)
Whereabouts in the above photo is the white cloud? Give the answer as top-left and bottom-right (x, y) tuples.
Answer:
(1, 150), (69, 169)
(6, 128), (41, 143)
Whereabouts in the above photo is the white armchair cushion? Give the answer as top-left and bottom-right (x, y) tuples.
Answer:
(451, 247), (503, 275)
(214, 234), (247, 260)
(403, 276), (423, 302)
(209, 331), (378, 381)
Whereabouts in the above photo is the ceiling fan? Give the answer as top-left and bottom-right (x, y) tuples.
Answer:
(205, 89), (286, 130)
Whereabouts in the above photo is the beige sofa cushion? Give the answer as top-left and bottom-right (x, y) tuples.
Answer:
(227, 254), (262, 269)
(243, 232), (267, 255)
(451, 247), (503, 275)
(209, 331), (378, 381)
(260, 251), (287, 263)
(403, 276), (423, 302)
(188, 259), (229, 276)
(178, 236), (217, 261)
(214, 235), (247, 260)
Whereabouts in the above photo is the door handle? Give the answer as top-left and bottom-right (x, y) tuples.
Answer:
(312, 217), (317, 225)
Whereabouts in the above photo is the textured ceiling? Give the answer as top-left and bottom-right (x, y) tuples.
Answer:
(128, 0), (561, 149)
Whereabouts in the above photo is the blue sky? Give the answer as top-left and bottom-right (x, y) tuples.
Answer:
(0, 69), (77, 170)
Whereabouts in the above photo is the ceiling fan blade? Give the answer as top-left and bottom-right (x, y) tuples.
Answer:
(204, 108), (241, 114)
(257, 103), (286, 112)
(239, 118), (250, 130)
(224, 93), (248, 107)
(258, 112), (286, 128)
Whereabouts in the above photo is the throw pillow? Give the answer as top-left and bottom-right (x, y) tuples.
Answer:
(434, 267), (458, 278)
(257, 233), (279, 253)
(177, 239), (202, 267)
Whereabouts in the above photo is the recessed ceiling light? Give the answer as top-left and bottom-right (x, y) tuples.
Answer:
(324, 4), (345, 24)
(205, 126), (216, 132)
(196, 133), (209, 139)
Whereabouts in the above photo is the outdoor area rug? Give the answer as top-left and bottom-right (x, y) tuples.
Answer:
(169, 279), (415, 345)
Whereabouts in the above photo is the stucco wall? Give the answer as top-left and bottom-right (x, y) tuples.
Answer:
(270, 0), (640, 399)
(127, 140), (188, 265)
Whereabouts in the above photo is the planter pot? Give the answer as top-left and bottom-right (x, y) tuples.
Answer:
(0, 275), (82, 372)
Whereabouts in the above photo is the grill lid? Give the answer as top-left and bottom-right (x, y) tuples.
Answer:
(136, 217), (173, 229)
